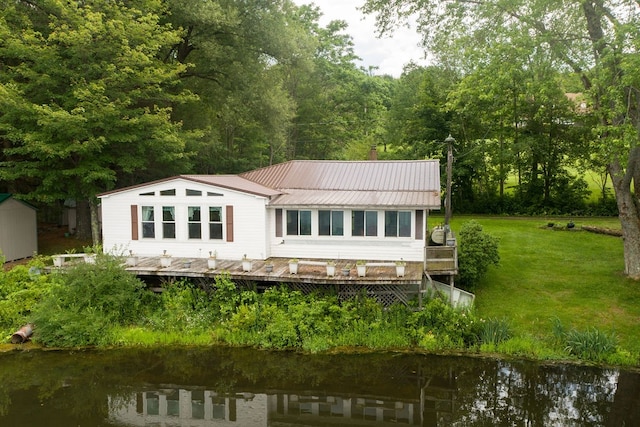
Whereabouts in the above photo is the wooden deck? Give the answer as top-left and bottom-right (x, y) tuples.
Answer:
(124, 256), (424, 286)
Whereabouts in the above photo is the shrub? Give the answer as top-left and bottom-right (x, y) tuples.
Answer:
(31, 256), (149, 347)
(407, 296), (481, 348)
(0, 258), (52, 338)
(457, 220), (500, 289)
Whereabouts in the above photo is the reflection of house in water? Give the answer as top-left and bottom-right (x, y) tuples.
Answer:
(109, 374), (456, 426)
(110, 390), (265, 426)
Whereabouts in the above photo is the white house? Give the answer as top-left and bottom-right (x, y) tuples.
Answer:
(98, 160), (441, 263)
(0, 194), (38, 262)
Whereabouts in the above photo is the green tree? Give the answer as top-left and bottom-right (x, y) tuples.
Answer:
(363, 0), (640, 277)
(0, 0), (193, 242)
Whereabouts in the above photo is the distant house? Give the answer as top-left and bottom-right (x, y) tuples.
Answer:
(0, 194), (38, 262)
(99, 160), (441, 263)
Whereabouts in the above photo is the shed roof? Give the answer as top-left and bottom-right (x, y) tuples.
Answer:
(0, 193), (37, 210)
(240, 160), (441, 208)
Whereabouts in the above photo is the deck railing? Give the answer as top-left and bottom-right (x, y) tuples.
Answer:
(425, 245), (458, 274)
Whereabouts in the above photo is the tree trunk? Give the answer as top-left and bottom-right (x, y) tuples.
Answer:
(89, 198), (101, 246)
(609, 156), (640, 279)
(75, 199), (92, 240)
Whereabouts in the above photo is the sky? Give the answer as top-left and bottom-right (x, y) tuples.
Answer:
(294, 0), (427, 77)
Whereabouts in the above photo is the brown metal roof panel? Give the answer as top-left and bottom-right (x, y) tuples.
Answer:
(270, 190), (441, 208)
(240, 160), (440, 192)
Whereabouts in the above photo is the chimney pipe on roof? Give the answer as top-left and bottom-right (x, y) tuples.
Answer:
(369, 145), (378, 160)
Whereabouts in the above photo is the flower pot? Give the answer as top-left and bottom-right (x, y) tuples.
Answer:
(326, 264), (335, 277)
(289, 262), (298, 274)
(265, 264), (273, 273)
(207, 258), (217, 269)
(84, 254), (96, 264)
(396, 265), (405, 277)
(357, 264), (366, 277)
(126, 256), (137, 267)
(53, 256), (63, 267)
(341, 267), (350, 276)
(183, 261), (192, 268)
(242, 260), (252, 272)
(160, 256), (172, 267)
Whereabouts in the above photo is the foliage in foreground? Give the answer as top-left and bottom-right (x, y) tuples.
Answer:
(31, 256), (150, 347)
(0, 258), (636, 365)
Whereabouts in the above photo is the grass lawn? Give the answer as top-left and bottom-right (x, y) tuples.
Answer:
(448, 216), (640, 354)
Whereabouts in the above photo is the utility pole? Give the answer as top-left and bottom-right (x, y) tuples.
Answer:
(444, 134), (455, 232)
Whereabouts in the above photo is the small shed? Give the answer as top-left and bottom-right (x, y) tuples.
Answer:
(0, 194), (38, 262)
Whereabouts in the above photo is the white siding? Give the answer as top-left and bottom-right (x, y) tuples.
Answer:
(0, 198), (37, 262)
(100, 178), (269, 260)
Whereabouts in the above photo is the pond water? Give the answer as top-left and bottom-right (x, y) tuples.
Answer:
(0, 347), (638, 426)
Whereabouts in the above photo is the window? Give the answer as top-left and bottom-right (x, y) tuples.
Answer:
(385, 211), (412, 237)
(142, 206), (155, 238)
(188, 206), (201, 239)
(319, 210), (344, 236)
(140, 191), (154, 196)
(186, 189), (202, 196)
(352, 211), (377, 236)
(209, 207), (223, 240)
(286, 210), (311, 236)
(160, 189), (176, 196)
(162, 206), (175, 238)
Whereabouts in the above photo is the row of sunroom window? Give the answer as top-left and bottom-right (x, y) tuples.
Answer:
(286, 209), (412, 238)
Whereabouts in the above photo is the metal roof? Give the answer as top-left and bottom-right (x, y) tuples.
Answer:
(99, 160), (442, 208)
(241, 160), (441, 208)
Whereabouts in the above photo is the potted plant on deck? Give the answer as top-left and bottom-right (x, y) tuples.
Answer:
(395, 259), (406, 277)
(207, 251), (217, 269)
(242, 254), (252, 272)
(356, 260), (366, 277)
(160, 250), (172, 267)
(126, 250), (137, 267)
(265, 261), (274, 273)
(52, 255), (63, 267)
(83, 245), (97, 264)
(341, 264), (351, 276)
(289, 258), (299, 274)
(326, 260), (336, 277)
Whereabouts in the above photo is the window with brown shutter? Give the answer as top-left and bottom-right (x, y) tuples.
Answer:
(275, 209), (282, 237)
(415, 210), (424, 240)
(130, 205), (138, 240)
(226, 205), (234, 242)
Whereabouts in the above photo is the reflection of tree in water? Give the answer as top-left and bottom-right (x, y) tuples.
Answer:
(454, 360), (619, 426)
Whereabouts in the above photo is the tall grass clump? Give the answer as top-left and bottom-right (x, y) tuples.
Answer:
(479, 317), (512, 347)
(552, 318), (618, 362)
(31, 256), (150, 347)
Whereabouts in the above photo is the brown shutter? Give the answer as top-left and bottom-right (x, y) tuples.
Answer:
(275, 209), (283, 237)
(226, 205), (234, 242)
(131, 205), (139, 240)
(415, 210), (423, 240)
